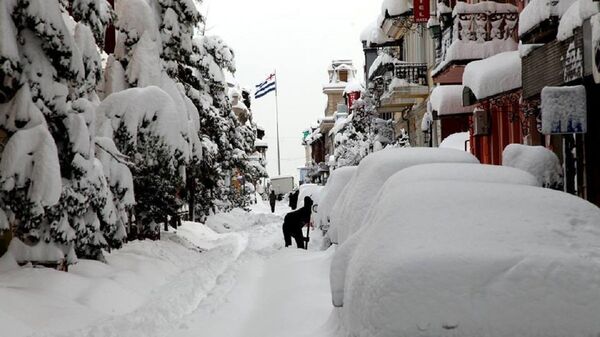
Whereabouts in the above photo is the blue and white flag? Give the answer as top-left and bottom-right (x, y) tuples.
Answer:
(255, 73), (276, 99)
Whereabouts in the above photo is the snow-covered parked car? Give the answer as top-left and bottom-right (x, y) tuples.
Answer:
(297, 183), (324, 209)
(313, 166), (357, 234)
(331, 179), (600, 337)
(328, 148), (479, 244)
(390, 162), (541, 187)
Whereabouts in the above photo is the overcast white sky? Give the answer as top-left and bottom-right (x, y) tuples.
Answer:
(200, 0), (382, 180)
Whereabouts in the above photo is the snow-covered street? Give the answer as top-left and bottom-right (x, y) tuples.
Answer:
(172, 202), (334, 337)
(0, 201), (336, 337)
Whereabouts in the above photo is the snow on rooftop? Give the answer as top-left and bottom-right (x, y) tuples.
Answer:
(452, 1), (518, 15)
(382, 0), (412, 17)
(430, 85), (474, 116)
(463, 51), (521, 100)
(519, 0), (578, 36)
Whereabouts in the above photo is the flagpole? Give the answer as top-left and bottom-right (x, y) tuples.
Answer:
(274, 69), (281, 176)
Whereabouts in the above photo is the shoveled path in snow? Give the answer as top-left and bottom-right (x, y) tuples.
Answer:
(172, 202), (336, 337)
(2, 201), (335, 337)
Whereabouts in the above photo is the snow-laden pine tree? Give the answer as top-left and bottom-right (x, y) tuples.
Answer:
(0, 0), (129, 264)
(332, 95), (397, 168)
(100, 0), (201, 237)
(182, 35), (241, 218)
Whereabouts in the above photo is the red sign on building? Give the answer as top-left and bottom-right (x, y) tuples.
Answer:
(346, 91), (361, 110)
(413, 0), (430, 23)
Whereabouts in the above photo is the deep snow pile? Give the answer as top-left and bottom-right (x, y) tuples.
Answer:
(314, 166), (357, 234)
(332, 180), (600, 337)
(0, 223), (247, 337)
(503, 144), (563, 188)
(390, 163), (540, 187)
(204, 208), (281, 234)
(439, 132), (470, 151)
(329, 148), (479, 244)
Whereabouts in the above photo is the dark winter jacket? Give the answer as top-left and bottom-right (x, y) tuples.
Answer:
(288, 190), (299, 210)
(269, 191), (276, 205)
(283, 196), (313, 230)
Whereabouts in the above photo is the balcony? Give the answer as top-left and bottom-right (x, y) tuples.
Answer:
(394, 63), (428, 86)
(432, 2), (519, 83)
(370, 62), (429, 108)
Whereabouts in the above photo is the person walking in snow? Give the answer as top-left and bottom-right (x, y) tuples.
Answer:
(269, 190), (277, 213)
(288, 189), (299, 210)
(282, 196), (313, 249)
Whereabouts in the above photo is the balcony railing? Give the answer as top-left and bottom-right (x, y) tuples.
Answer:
(434, 6), (519, 69)
(393, 63), (428, 86)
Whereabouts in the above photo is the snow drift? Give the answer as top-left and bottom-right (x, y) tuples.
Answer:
(503, 144), (563, 188)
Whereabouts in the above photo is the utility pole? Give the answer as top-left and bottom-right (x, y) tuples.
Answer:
(274, 70), (282, 176)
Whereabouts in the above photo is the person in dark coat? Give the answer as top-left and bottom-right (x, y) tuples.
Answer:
(269, 190), (277, 213)
(282, 196), (313, 249)
(288, 189), (300, 210)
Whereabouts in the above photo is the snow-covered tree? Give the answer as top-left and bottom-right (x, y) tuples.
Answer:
(332, 94), (399, 168)
(0, 0), (128, 263)
(99, 0), (202, 235)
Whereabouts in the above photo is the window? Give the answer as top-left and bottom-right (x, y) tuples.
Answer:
(339, 70), (348, 82)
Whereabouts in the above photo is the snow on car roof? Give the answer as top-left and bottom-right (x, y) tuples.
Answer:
(333, 180), (600, 337)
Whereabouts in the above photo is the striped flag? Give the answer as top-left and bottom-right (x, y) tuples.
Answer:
(255, 73), (276, 99)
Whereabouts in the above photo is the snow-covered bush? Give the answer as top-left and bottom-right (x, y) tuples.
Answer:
(329, 148), (479, 244)
(503, 144), (563, 189)
(331, 180), (600, 337)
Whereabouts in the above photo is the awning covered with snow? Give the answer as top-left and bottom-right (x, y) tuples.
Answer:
(430, 85), (474, 116)
(519, 0), (577, 37)
(462, 51), (521, 101)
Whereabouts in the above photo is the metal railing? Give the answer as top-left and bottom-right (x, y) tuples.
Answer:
(393, 63), (428, 86)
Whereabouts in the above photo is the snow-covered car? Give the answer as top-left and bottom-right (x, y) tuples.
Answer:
(296, 183), (324, 209)
(331, 179), (600, 337)
(313, 166), (357, 234)
(389, 162), (541, 187)
(328, 148), (479, 244)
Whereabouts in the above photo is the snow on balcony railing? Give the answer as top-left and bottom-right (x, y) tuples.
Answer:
(433, 1), (519, 75)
